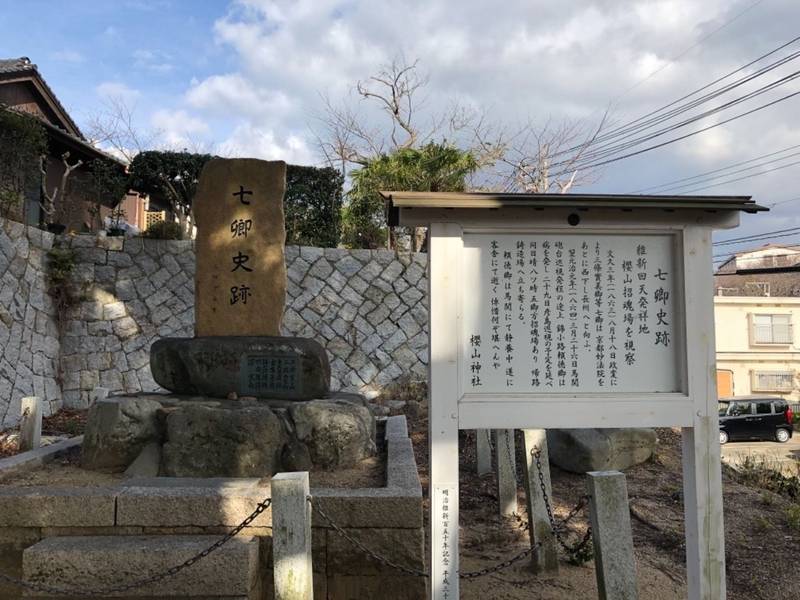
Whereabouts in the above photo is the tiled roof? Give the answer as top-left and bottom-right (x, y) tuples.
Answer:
(0, 56), (83, 139)
(0, 57), (35, 74)
(1, 105), (125, 167)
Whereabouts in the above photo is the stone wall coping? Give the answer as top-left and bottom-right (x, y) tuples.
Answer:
(384, 415), (409, 440)
(22, 534), (259, 597)
(0, 436), (82, 482)
(0, 484), (116, 527)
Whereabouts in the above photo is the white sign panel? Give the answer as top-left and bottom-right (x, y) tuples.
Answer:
(462, 233), (681, 395)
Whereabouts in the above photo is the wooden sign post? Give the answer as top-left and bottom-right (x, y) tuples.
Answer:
(385, 191), (766, 600)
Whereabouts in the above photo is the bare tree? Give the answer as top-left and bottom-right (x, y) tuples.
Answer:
(314, 56), (609, 196)
(313, 57), (478, 177)
(39, 151), (83, 225)
(85, 96), (161, 164)
(472, 113), (609, 194)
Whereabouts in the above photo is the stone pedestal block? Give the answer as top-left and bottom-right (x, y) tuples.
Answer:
(150, 336), (330, 400)
(547, 428), (657, 474)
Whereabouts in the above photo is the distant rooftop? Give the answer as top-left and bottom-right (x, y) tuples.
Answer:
(0, 56), (83, 138)
(0, 56), (35, 74)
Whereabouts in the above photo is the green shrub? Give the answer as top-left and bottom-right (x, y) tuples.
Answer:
(144, 221), (183, 240)
(786, 504), (800, 531)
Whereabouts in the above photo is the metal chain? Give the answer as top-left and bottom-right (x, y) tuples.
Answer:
(311, 496), (544, 579)
(532, 447), (593, 557)
(310, 496), (428, 577)
(0, 498), (272, 596)
(460, 541), (542, 579)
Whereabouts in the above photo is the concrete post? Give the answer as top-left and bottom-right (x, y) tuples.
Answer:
(476, 429), (492, 476)
(495, 429), (517, 516)
(272, 471), (313, 600)
(19, 396), (42, 452)
(522, 429), (558, 573)
(90, 387), (109, 406)
(586, 471), (638, 600)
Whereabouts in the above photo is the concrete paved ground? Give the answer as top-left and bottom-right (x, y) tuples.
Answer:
(721, 435), (800, 476)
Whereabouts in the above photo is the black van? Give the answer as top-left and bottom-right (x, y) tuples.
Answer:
(718, 396), (794, 444)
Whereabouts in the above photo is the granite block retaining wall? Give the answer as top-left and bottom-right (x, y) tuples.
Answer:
(0, 220), (60, 427)
(0, 220), (429, 421)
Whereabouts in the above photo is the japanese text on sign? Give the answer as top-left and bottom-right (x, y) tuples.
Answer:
(463, 233), (680, 394)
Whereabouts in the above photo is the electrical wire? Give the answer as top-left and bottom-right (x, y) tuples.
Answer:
(553, 68), (800, 172)
(553, 89), (800, 175)
(674, 158), (800, 195)
(630, 144), (800, 194)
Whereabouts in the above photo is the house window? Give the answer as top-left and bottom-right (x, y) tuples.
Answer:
(751, 371), (794, 392)
(751, 314), (793, 344)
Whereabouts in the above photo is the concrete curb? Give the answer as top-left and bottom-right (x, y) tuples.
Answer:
(0, 436), (83, 482)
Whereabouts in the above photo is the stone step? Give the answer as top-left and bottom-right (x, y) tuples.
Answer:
(22, 535), (260, 598)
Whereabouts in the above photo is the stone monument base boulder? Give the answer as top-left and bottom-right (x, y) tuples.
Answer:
(546, 428), (657, 474)
(161, 403), (288, 477)
(81, 393), (376, 478)
(150, 336), (331, 400)
(81, 396), (164, 471)
(290, 400), (376, 469)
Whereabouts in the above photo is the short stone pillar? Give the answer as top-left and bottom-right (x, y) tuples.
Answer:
(496, 429), (517, 516)
(90, 387), (110, 406)
(476, 429), (492, 476)
(522, 429), (558, 573)
(272, 471), (313, 600)
(19, 396), (42, 452)
(586, 471), (638, 600)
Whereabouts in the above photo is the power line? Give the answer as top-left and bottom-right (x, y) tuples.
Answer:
(769, 195), (800, 208)
(554, 89), (800, 174)
(714, 225), (800, 246)
(609, 0), (767, 102)
(555, 68), (800, 171)
(553, 31), (800, 160)
(576, 48), (800, 162)
(676, 158), (800, 195)
(712, 227), (800, 246)
(630, 144), (800, 194)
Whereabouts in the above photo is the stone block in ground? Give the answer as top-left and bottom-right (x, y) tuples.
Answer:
(116, 479), (272, 528)
(81, 397), (163, 471)
(289, 400), (376, 469)
(546, 428), (657, 473)
(150, 336), (330, 400)
(124, 442), (161, 478)
(22, 535), (259, 597)
(161, 404), (287, 477)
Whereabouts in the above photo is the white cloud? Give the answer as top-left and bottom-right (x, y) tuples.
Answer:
(50, 49), (84, 63)
(217, 123), (315, 164)
(150, 109), (211, 148)
(94, 0), (798, 242)
(133, 49), (174, 73)
(96, 81), (141, 99)
(186, 74), (292, 119)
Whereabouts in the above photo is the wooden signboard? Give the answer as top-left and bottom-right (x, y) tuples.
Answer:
(385, 192), (766, 600)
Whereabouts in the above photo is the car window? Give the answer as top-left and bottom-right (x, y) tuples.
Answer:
(773, 401), (788, 414)
(756, 402), (772, 415)
(718, 402), (730, 416)
(729, 402), (751, 416)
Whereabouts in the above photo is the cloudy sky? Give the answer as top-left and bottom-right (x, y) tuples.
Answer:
(1, 0), (799, 257)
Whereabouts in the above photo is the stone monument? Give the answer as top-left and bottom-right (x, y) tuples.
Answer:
(81, 158), (376, 477)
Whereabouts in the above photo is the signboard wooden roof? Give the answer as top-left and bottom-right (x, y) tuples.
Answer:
(382, 191), (766, 226)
